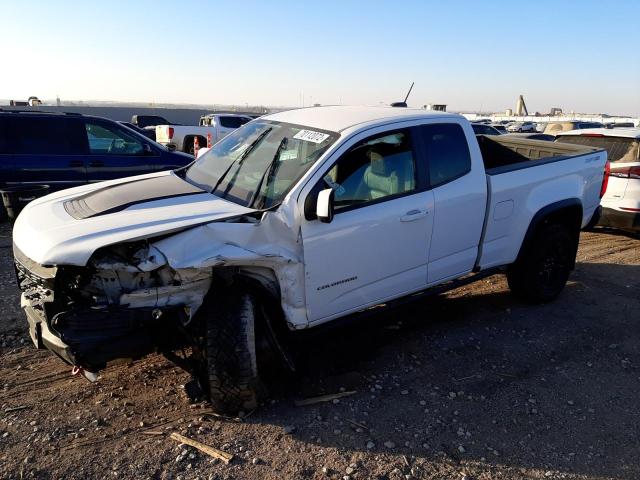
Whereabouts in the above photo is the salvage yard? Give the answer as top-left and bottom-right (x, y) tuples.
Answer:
(0, 222), (639, 480)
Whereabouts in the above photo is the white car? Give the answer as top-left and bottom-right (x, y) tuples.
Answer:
(155, 113), (253, 154)
(556, 128), (640, 232)
(12, 106), (607, 413)
(506, 121), (536, 133)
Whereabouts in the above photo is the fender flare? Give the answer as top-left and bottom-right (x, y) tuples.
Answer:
(514, 198), (583, 266)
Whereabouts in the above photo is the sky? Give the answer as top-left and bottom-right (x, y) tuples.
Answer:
(1, 0), (639, 115)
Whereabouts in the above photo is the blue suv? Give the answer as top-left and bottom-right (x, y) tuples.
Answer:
(0, 110), (193, 191)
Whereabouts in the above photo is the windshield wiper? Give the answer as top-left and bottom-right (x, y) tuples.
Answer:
(249, 137), (288, 209)
(208, 127), (273, 194)
(238, 127), (273, 164)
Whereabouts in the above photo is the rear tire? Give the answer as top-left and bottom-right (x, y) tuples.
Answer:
(507, 222), (577, 303)
(202, 291), (264, 414)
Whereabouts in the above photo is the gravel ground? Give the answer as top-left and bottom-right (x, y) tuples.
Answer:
(0, 222), (639, 480)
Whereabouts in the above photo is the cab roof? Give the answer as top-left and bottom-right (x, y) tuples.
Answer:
(263, 105), (460, 133)
(557, 127), (640, 139)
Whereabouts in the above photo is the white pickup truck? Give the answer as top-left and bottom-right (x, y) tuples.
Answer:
(13, 106), (608, 413)
(155, 113), (253, 154)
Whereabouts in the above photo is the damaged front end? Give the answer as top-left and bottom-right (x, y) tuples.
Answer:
(15, 241), (213, 376)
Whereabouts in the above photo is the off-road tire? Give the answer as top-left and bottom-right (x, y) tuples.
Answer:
(204, 292), (263, 413)
(507, 222), (577, 303)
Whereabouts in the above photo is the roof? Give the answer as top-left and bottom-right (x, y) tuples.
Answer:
(557, 127), (640, 139)
(262, 105), (460, 133)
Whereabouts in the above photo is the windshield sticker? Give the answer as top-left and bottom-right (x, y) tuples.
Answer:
(293, 129), (330, 144)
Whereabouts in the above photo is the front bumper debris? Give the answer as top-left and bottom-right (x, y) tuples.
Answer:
(15, 243), (186, 371)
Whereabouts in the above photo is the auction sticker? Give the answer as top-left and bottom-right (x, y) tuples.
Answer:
(293, 129), (330, 144)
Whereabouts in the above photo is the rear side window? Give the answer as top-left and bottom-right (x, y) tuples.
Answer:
(556, 135), (639, 163)
(420, 124), (472, 187)
(219, 116), (251, 129)
(8, 116), (85, 155)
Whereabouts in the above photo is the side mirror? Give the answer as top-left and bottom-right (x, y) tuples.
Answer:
(316, 188), (335, 223)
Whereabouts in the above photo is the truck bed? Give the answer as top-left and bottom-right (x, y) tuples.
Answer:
(477, 135), (600, 173)
(476, 135), (607, 271)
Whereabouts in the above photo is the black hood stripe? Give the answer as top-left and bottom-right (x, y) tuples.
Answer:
(64, 174), (204, 220)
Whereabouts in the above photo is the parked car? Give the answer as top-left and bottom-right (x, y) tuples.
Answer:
(471, 123), (503, 135)
(131, 115), (175, 129)
(490, 124), (508, 134)
(556, 128), (639, 231)
(118, 121), (156, 141)
(604, 122), (636, 129)
(156, 113), (253, 154)
(12, 106), (607, 412)
(534, 122), (546, 133)
(544, 120), (603, 135)
(0, 110), (193, 193)
(506, 121), (536, 133)
(504, 132), (555, 141)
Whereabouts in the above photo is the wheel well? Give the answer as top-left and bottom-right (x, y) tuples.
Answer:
(183, 135), (194, 152)
(183, 135), (207, 153)
(232, 270), (296, 370)
(517, 199), (583, 264)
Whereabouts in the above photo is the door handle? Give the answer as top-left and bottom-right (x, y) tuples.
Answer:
(89, 161), (104, 167)
(69, 160), (83, 167)
(400, 209), (428, 222)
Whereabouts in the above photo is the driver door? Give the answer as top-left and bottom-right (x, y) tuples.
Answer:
(300, 127), (434, 323)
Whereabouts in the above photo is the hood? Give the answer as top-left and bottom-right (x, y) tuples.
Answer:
(13, 171), (257, 266)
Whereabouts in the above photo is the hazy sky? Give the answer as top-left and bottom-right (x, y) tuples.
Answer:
(2, 0), (639, 115)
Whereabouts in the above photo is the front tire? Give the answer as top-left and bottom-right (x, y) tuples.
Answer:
(507, 222), (577, 303)
(203, 292), (263, 413)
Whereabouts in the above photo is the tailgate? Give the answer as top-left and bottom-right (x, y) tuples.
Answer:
(155, 125), (173, 144)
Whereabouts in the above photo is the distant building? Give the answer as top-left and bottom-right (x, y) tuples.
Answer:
(10, 96), (42, 106)
(425, 104), (447, 112)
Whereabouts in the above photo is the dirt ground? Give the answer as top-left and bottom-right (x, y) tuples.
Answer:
(0, 223), (639, 480)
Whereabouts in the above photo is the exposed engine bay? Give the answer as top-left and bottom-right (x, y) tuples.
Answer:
(86, 242), (212, 316)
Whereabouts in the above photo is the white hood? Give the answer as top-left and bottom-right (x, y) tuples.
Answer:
(12, 171), (256, 266)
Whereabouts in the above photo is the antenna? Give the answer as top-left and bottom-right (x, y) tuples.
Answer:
(403, 81), (414, 104)
(391, 82), (414, 108)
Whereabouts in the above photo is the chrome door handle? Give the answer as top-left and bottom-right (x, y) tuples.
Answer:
(400, 209), (428, 222)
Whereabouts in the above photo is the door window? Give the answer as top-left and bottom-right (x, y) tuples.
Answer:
(85, 122), (144, 155)
(420, 124), (471, 187)
(323, 130), (417, 211)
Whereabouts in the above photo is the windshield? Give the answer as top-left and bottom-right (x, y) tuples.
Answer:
(184, 120), (338, 208)
(556, 135), (640, 163)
